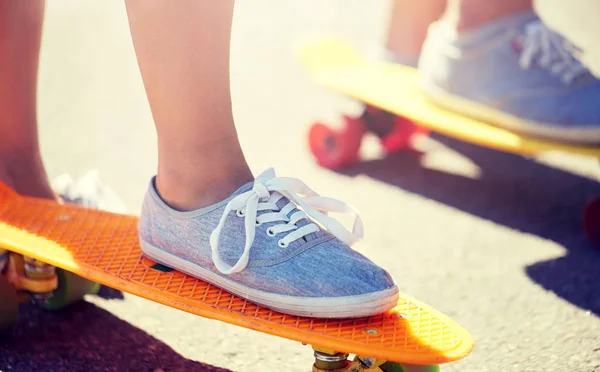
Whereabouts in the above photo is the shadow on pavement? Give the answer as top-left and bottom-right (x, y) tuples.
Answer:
(335, 134), (600, 316)
(96, 285), (125, 300)
(0, 301), (232, 372)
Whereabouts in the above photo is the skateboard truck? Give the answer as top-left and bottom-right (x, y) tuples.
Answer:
(23, 256), (58, 301)
(312, 347), (387, 371)
(307, 106), (428, 170)
(3, 252), (58, 302)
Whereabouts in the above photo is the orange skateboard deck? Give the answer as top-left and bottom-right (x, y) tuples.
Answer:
(0, 183), (473, 368)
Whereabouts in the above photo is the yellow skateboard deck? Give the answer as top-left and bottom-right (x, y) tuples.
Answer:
(0, 183), (473, 368)
(297, 37), (600, 158)
(297, 36), (600, 248)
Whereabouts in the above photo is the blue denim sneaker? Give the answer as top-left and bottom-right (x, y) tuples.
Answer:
(418, 10), (600, 144)
(138, 168), (398, 318)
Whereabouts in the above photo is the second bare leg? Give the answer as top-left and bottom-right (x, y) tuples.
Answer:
(0, 0), (55, 199)
(385, 0), (445, 65)
(384, 0), (532, 64)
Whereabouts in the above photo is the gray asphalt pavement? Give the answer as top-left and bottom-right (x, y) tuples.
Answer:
(1, 1), (600, 371)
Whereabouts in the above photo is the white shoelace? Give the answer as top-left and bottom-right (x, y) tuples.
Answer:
(52, 170), (128, 214)
(519, 21), (587, 84)
(210, 169), (364, 275)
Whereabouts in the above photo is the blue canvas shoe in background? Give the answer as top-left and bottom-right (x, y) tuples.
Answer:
(418, 11), (600, 144)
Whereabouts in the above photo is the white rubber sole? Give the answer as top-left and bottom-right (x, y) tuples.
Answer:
(140, 239), (399, 318)
(423, 82), (600, 145)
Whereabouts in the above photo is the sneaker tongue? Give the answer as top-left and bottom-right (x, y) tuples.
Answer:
(274, 195), (290, 212)
(253, 168), (324, 242)
(273, 193), (323, 242)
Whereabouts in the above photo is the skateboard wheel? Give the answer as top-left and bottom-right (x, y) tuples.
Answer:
(41, 269), (100, 311)
(380, 117), (429, 154)
(380, 362), (440, 372)
(308, 116), (365, 169)
(0, 275), (19, 335)
(583, 197), (600, 247)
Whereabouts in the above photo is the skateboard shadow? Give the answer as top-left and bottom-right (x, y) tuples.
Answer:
(0, 302), (453, 372)
(96, 285), (125, 300)
(335, 134), (600, 317)
(0, 301), (232, 372)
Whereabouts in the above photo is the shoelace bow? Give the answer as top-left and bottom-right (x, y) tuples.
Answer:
(210, 171), (363, 274)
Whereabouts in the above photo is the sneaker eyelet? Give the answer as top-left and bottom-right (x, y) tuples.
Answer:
(236, 209), (245, 217)
(278, 240), (288, 248)
(266, 227), (276, 237)
(255, 220), (262, 226)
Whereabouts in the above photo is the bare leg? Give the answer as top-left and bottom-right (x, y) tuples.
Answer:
(124, 0), (253, 211)
(0, 0), (55, 199)
(385, 0), (445, 64)
(385, 0), (532, 63)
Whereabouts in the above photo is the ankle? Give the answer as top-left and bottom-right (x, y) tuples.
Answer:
(443, 0), (532, 31)
(155, 165), (254, 211)
(0, 173), (56, 200)
(0, 152), (56, 200)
